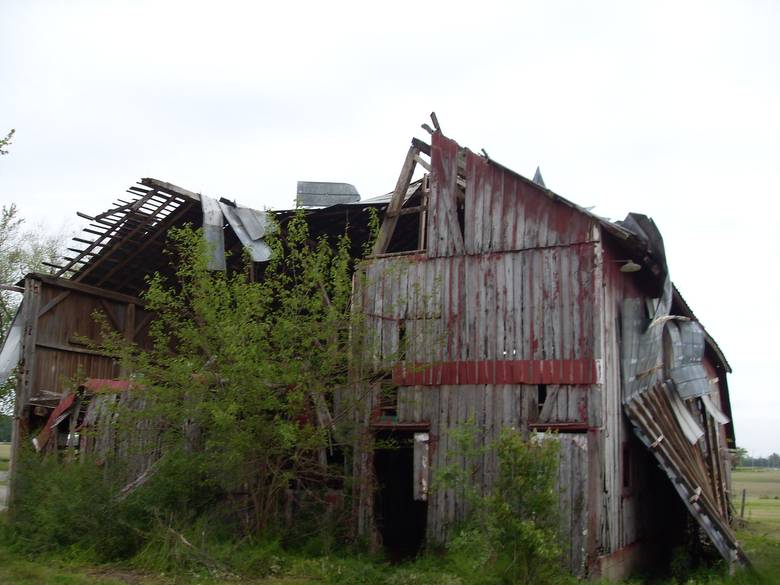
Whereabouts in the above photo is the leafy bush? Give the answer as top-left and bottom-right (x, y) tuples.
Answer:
(6, 451), (140, 561)
(436, 426), (566, 585)
(88, 214), (368, 541)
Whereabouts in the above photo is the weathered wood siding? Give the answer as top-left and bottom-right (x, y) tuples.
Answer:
(598, 241), (735, 567)
(428, 132), (596, 258)
(598, 242), (644, 556)
(359, 246), (600, 370)
(21, 276), (152, 402)
(352, 134), (606, 576)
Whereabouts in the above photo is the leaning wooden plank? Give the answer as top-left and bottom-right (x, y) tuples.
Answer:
(490, 166), (504, 251)
(463, 152), (478, 254)
(373, 146), (419, 255)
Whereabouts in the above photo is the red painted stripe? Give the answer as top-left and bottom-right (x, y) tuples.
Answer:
(393, 359), (598, 386)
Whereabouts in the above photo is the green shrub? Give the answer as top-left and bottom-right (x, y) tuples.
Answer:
(436, 426), (566, 585)
(6, 451), (140, 561)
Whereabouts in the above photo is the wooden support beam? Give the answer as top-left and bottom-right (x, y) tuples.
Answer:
(99, 299), (124, 332)
(37, 290), (71, 319)
(134, 311), (155, 339)
(42, 261), (69, 272)
(141, 178), (201, 202)
(430, 111), (441, 132)
(372, 146), (419, 255)
(0, 284), (24, 293)
(104, 199), (195, 289)
(35, 340), (110, 358)
(125, 303), (136, 341)
(385, 205), (427, 218)
(414, 155), (431, 172)
(418, 178), (429, 250)
(412, 137), (431, 156)
(26, 273), (143, 306)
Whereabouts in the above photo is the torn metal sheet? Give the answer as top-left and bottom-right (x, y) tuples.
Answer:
(624, 384), (747, 566)
(668, 386), (705, 444)
(668, 320), (710, 399)
(235, 207), (269, 240)
(702, 394), (730, 425)
(296, 181), (360, 208)
(621, 275), (747, 567)
(219, 203), (272, 262)
(0, 305), (23, 384)
(201, 195), (226, 271)
(32, 392), (76, 452)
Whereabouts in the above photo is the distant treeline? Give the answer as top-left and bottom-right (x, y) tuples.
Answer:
(742, 454), (780, 468)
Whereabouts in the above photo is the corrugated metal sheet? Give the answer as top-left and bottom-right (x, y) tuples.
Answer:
(621, 274), (747, 567)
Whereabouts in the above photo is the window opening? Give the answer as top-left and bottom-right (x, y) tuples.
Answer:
(537, 384), (548, 416)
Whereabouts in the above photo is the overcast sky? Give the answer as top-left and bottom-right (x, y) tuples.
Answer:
(1, 0), (778, 454)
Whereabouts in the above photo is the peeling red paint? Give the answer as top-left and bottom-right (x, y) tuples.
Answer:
(392, 359), (599, 386)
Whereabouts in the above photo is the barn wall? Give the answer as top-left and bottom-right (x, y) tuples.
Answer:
(359, 245), (600, 370)
(702, 357), (733, 502)
(14, 276), (153, 460)
(427, 133), (596, 258)
(22, 276), (153, 402)
(596, 240), (737, 576)
(353, 139), (605, 574)
(598, 241), (647, 560)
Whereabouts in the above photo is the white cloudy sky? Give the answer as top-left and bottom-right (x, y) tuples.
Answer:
(1, 1), (778, 454)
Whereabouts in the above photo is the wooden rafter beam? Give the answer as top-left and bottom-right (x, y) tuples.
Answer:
(73, 194), (177, 283)
(27, 273), (143, 306)
(95, 197), (195, 287)
(372, 144), (420, 256)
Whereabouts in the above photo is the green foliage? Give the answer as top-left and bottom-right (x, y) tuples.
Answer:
(436, 425), (565, 585)
(94, 212), (360, 538)
(0, 203), (64, 334)
(0, 414), (11, 441)
(6, 450), (141, 561)
(0, 129), (13, 156)
(4, 210), (373, 576)
(0, 202), (67, 416)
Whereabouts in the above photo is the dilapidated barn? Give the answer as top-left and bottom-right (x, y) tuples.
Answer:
(0, 123), (744, 579)
(347, 128), (744, 578)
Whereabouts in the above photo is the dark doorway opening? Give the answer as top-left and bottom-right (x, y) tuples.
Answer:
(373, 430), (427, 561)
(635, 434), (693, 576)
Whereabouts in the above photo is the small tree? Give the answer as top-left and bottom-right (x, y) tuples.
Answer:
(0, 129), (14, 156)
(438, 426), (563, 585)
(0, 204), (66, 415)
(732, 447), (748, 468)
(99, 212), (362, 537)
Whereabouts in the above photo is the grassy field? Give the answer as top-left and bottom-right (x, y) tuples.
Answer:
(0, 442), (8, 474)
(0, 466), (776, 584)
(733, 468), (780, 534)
(731, 468), (780, 580)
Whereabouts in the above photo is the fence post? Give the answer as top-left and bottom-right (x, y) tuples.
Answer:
(740, 488), (747, 519)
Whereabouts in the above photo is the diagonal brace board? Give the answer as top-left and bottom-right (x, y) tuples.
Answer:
(372, 144), (420, 255)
